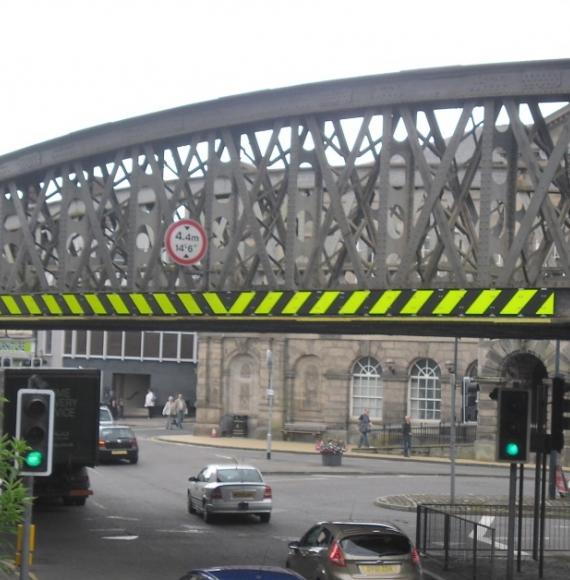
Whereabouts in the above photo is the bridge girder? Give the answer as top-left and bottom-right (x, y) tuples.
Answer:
(1, 60), (570, 337)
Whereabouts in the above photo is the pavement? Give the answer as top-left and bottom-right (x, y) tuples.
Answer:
(123, 416), (570, 580)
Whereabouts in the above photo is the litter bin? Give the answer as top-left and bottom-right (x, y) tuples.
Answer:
(232, 415), (248, 437)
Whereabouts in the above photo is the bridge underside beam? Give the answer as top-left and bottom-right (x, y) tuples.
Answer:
(0, 287), (567, 340)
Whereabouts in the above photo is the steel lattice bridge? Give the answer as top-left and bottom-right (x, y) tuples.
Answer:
(1, 59), (570, 338)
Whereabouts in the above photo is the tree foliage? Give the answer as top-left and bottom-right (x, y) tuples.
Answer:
(0, 397), (30, 572)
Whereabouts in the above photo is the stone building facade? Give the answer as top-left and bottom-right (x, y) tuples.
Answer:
(194, 333), (570, 465)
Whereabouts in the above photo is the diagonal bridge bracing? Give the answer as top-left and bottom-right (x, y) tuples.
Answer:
(1, 60), (570, 337)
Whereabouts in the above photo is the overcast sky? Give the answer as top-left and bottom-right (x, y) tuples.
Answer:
(1, 0), (568, 156)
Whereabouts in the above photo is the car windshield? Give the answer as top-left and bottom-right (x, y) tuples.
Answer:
(340, 533), (411, 557)
(216, 468), (262, 483)
(100, 408), (113, 422)
(100, 428), (134, 440)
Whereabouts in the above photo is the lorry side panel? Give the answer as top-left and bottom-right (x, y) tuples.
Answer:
(1, 368), (100, 467)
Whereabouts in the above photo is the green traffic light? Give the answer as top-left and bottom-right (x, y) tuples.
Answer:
(505, 442), (520, 457)
(24, 450), (44, 468)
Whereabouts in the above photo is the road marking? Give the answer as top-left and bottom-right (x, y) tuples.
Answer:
(158, 528), (206, 534)
(106, 515), (140, 521)
(91, 500), (108, 510)
(468, 515), (530, 555)
(102, 535), (139, 541)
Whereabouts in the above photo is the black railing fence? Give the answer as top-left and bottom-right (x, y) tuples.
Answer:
(417, 504), (496, 579)
(417, 503), (570, 579)
(370, 423), (477, 447)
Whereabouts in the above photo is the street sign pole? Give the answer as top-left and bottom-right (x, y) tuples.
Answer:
(19, 476), (33, 580)
(450, 337), (458, 504)
(506, 463), (517, 580)
(266, 345), (274, 460)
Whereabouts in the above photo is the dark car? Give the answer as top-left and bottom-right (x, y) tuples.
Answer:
(98, 425), (139, 464)
(179, 567), (305, 580)
(286, 521), (422, 579)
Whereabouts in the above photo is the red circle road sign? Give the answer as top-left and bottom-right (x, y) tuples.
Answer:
(164, 219), (208, 266)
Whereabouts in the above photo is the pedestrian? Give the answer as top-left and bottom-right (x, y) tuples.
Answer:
(162, 396), (176, 429)
(402, 415), (412, 457)
(144, 387), (157, 419)
(109, 390), (119, 420)
(357, 408), (372, 448)
(173, 393), (188, 429)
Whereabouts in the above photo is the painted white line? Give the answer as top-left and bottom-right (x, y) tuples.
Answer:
(468, 515), (530, 556)
(102, 535), (139, 541)
(90, 528), (126, 533)
(91, 500), (108, 510)
(157, 529), (206, 534)
(106, 515), (140, 521)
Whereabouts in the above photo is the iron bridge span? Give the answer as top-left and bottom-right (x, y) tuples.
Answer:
(1, 59), (570, 338)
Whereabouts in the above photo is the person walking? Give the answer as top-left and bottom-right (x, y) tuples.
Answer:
(162, 396), (176, 429)
(173, 393), (188, 429)
(357, 408), (372, 448)
(402, 415), (412, 457)
(144, 387), (157, 419)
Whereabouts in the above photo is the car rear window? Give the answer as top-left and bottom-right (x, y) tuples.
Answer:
(340, 533), (411, 557)
(100, 408), (113, 422)
(217, 468), (263, 483)
(101, 428), (134, 439)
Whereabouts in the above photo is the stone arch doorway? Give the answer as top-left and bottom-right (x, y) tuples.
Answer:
(227, 354), (259, 415)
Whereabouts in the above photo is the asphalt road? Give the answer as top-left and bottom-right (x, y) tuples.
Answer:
(27, 425), (520, 580)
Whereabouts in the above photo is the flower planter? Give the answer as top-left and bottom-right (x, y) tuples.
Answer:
(321, 453), (342, 467)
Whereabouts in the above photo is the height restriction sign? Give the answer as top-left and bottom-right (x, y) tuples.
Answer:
(164, 219), (208, 266)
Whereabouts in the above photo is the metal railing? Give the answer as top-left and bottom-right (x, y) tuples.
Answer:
(417, 503), (570, 579)
(417, 504), (496, 580)
(370, 423), (477, 447)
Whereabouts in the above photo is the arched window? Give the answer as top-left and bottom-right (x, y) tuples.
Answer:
(409, 358), (441, 421)
(351, 357), (383, 419)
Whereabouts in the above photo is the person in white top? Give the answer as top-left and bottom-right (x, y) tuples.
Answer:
(144, 388), (156, 418)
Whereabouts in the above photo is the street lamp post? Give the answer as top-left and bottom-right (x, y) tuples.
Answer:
(266, 347), (274, 460)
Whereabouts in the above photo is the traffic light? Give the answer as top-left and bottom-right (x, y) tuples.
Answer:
(551, 377), (570, 452)
(16, 389), (55, 476)
(496, 388), (530, 463)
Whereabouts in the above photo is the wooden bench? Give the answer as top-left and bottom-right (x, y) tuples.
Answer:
(282, 422), (327, 441)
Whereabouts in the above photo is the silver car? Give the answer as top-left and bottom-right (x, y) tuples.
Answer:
(187, 463), (272, 523)
(286, 521), (422, 579)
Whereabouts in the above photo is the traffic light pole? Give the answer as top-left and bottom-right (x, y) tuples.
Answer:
(20, 475), (33, 580)
(506, 463), (517, 580)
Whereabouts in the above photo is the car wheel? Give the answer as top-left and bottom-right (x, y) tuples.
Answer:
(72, 497), (87, 506)
(187, 493), (195, 514)
(259, 513), (271, 523)
(130, 456), (138, 465)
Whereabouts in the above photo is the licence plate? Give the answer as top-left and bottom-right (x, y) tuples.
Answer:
(358, 564), (401, 575)
(233, 491), (255, 499)
(111, 450), (128, 455)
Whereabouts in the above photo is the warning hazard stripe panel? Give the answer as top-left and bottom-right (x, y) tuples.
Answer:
(0, 288), (556, 319)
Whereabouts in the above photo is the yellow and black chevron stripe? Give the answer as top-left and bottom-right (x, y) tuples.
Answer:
(0, 288), (555, 320)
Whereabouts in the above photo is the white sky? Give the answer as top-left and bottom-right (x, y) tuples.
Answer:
(1, 0), (568, 156)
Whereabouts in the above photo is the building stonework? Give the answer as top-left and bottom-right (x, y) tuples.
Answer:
(194, 334), (570, 465)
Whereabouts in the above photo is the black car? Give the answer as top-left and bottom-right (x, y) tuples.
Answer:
(98, 425), (139, 464)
